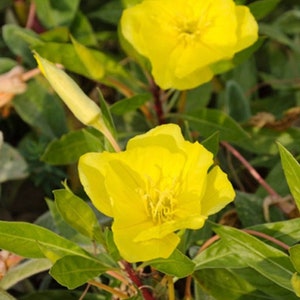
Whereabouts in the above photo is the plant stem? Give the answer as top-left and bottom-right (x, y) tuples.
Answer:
(149, 78), (164, 124)
(89, 280), (128, 299)
(198, 229), (290, 253)
(79, 283), (91, 300)
(221, 141), (279, 197)
(167, 276), (175, 300)
(122, 261), (155, 300)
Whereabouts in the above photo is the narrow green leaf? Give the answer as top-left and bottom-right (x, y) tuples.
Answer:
(180, 108), (252, 146)
(194, 268), (263, 300)
(0, 221), (88, 260)
(277, 143), (300, 211)
(146, 249), (195, 278)
(110, 94), (151, 115)
(18, 290), (106, 300)
(13, 80), (67, 139)
(42, 128), (104, 165)
(70, 11), (97, 46)
(291, 272), (300, 297)
(46, 199), (91, 244)
(234, 192), (266, 227)
(289, 245), (300, 273)
(214, 225), (295, 291)
(249, 0), (281, 20)
(50, 255), (112, 289)
(54, 188), (104, 244)
(237, 267), (299, 300)
(97, 89), (116, 140)
(194, 240), (248, 270)
(201, 131), (220, 158)
(0, 259), (51, 290)
(0, 290), (16, 300)
(249, 218), (300, 246)
(71, 36), (105, 80)
(224, 80), (251, 122)
(34, 0), (80, 28)
(2, 24), (43, 65)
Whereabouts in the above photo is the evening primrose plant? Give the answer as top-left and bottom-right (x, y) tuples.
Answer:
(1, 1), (300, 300)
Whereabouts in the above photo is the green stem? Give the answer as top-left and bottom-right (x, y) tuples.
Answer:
(167, 276), (175, 300)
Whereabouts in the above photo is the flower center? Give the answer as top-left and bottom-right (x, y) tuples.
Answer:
(176, 20), (201, 45)
(139, 176), (180, 224)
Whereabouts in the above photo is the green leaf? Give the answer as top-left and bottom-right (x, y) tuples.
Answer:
(70, 11), (97, 46)
(0, 58), (18, 72)
(19, 290), (106, 300)
(0, 259), (51, 290)
(40, 27), (70, 43)
(0, 290), (16, 300)
(194, 268), (265, 300)
(185, 83), (212, 112)
(236, 267), (299, 300)
(289, 245), (300, 273)
(201, 131), (219, 157)
(180, 108), (252, 146)
(53, 188), (104, 244)
(291, 272), (300, 297)
(2, 24), (43, 65)
(13, 80), (67, 139)
(71, 36), (105, 80)
(42, 128), (104, 165)
(50, 255), (112, 289)
(249, 218), (300, 246)
(194, 239), (248, 270)
(45, 199), (91, 245)
(249, 0), (281, 20)
(224, 80), (251, 122)
(0, 142), (28, 183)
(146, 249), (195, 278)
(234, 192), (266, 227)
(110, 94), (151, 115)
(259, 23), (297, 51)
(89, 0), (123, 26)
(214, 225), (295, 291)
(34, 0), (80, 28)
(0, 221), (88, 260)
(278, 143), (300, 211)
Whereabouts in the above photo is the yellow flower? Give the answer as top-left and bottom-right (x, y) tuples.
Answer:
(79, 124), (235, 262)
(120, 0), (258, 90)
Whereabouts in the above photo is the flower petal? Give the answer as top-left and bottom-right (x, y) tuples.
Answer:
(201, 166), (236, 216)
(127, 124), (184, 151)
(134, 215), (206, 242)
(78, 152), (114, 217)
(234, 6), (259, 52)
(113, 222), (180, 262)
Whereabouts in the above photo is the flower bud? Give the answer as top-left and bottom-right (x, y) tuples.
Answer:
(34, 52), (103, 129)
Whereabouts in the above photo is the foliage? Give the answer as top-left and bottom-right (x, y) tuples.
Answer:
(0, 0), (300, 299)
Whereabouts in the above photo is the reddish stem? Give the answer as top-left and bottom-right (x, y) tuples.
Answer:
(149, 78), (164, 124)
(122, 261), (155, 300)
(221, 141), (279, 198)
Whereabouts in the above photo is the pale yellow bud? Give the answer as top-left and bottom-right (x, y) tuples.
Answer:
(34, 52), (103, 129)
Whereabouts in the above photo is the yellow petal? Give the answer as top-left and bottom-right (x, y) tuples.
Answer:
(127, 124), (184, 151)
(201, 166), (236, 216)
(113, 222), (180, 262)
(234, 6), (259, 52)
(135, 216), (206, 242)
(105, 159), (149, 224)
(78, 152), (115, 217)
